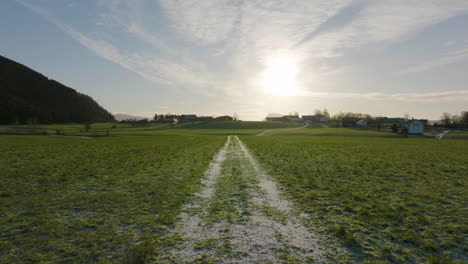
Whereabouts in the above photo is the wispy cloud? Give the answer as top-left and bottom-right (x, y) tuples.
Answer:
(159, 0), (241, 45)
(15, 0), (468, 106)
(16, 0), (229, 96)
(16, 0), (167, 84)
(401, 46), (468, 74)
(304, 90), (468, 101)
(297, 0), (468, 58)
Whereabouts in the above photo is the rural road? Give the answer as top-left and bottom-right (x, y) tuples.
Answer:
(159, 136), (323, 263)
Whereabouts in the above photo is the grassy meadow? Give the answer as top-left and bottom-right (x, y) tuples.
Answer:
(241, 135), (467, 263)
(0, 135), (225, 263)
(0, 121), (466, 263)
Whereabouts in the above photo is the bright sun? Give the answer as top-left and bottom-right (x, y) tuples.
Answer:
(261, 55), (298, 96)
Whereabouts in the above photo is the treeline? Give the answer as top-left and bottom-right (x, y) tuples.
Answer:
(331, 111), (374, 120)
(307, 109), (468, 124)
(296, 109), (375, 120)
(439, 111), (468, 126)
(119, 114), (184, 124)
(153, 114), (181, 121)
(151, 114), (237, 121)
(120, 113), (236, 125)
(0, 55), (114, 125)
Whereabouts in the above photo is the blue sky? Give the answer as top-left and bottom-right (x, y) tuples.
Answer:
(1, 0), (467, 120)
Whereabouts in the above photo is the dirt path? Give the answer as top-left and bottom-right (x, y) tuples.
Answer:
(256, 123), (310, 136)
(435, 131), (449, 139)
(160, 136), (323, 263)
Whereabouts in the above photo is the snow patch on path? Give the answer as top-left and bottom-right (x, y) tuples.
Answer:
(169, 136), (232, 261)
(163, 135), (323, 263)
(232, 136), (323, 262)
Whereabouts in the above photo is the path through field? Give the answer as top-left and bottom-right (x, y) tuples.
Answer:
(435, 130), (449, 139)
(256, 123), (310, 136)
(160, 136), (323, 263)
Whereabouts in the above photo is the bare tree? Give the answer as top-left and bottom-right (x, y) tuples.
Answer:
(451, 114), (461, 124)
(322, 108), (330, 119)
(441, 112), (452, 126)
(462, 111), (468, 123)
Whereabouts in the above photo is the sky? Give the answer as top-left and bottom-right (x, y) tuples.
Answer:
(1, 0), (468, 120)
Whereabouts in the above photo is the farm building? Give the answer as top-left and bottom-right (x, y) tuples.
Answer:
(180, 114), (197, 122)
(356, 119), (368, 126)
(452, 122), (468, 128)
(381, 117), (405, 124)
(197, 116), (214, 121)
(163, 117), (177, 123)
(289, 117), (303, 122)
(265, 115), (303, 122)
(266, 117), (283, 121)
(302, 115), (328, 122)
(284, 115), (303, 122)
(341, 118), (359, 127)
(419, 119), (429, 126)
(405, 120), (424, 134)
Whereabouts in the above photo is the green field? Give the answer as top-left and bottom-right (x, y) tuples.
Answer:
(241, 136), (467, 263)
(264, 126), (399, 137)
(0, 121), (301, 137)
(0, 135), (225, 263)
(0, 122), (467, 263)
(443, 131), (468, 140)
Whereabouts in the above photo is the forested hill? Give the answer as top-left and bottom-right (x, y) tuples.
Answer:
(0, 55), (115, 125)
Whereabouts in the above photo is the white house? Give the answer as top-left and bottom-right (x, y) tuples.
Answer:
(405, 120), (424, 134)
(356, 119), (368, 126)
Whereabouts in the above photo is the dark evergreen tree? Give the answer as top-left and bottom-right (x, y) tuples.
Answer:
(0, 55), (115, 124)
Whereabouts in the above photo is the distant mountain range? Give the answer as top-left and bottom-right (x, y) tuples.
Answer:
(113, 113), (148, 121)
(0, 55), (114, 125)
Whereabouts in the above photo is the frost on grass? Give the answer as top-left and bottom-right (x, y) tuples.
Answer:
(198, 136), (232, 199)
(162, 135), (323, 263)
(236, 136), (292, 212)
(230, 136), (323, 263)
(164, 136), (232, 262)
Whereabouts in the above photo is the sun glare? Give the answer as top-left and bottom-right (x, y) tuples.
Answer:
(261, 55), (298, 96)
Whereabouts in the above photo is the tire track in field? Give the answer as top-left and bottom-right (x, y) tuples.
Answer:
(256, 123), (310, 136)
(166, 136), (232, 262)
(163, 135), (323, 263)
(231, 136), (323, 263)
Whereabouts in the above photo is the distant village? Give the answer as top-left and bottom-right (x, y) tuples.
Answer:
(265, 111), (467, 135)
(266, 114), (430, 135)
(120, 110), (468, 136)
